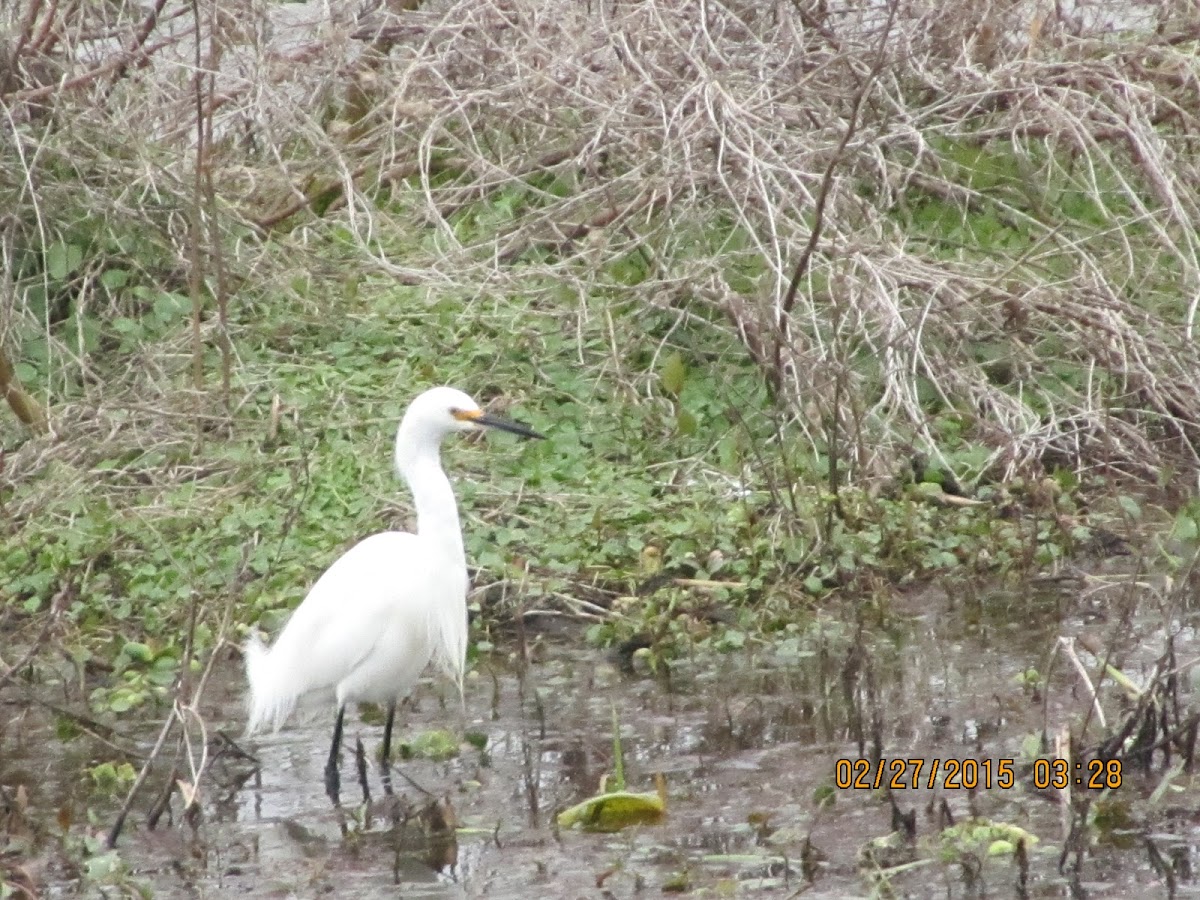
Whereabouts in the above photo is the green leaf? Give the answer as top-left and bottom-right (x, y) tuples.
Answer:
(717, 629), (746, 651)
(84, 850), (124, 880)
(101, 268), (130, 290)
(938, 820), (1039, 857)
(400, 729), (460, 761)
(556, 788), (666, 832)
(122, 641), (153, 664)
(813, 783), (836, 808)
(153, 292), (190, 323)
(676, 407), (697, 436)
(46, 241), (83, 280)
(660, 352), (686, 397)
(108, 693), (137, 713)
(1171, 512), (1198, 542)
(1116, 495), (1141, 520)
(90, 762), (118, 789)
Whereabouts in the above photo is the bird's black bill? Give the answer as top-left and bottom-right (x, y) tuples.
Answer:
(476, 413), (545, 440)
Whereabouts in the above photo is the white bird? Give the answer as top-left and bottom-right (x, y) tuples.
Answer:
(244, 386), (543, 803)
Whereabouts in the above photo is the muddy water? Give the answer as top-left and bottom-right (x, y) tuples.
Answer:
(3, 577), (1199, 898)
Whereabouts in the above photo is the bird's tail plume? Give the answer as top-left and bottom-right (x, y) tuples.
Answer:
(244, 633), (296, 735)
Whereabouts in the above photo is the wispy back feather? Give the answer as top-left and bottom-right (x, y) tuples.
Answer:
(244, 633), (298, 735)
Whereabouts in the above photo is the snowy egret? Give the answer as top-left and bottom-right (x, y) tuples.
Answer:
(244, 386), (543, 803)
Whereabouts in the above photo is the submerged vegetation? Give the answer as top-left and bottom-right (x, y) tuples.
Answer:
(3, 0), (1200, 895)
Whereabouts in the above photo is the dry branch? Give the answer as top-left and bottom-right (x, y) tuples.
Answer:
(3, 0), (1200, 487)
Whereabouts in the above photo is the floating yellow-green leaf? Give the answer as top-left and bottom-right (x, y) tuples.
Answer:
(859, 829), (918, 870)
(556, 790), (665, 832)
(938, 819), (1038, 860)
(557, 774), (667, 832)
(400, 729), (459, 761)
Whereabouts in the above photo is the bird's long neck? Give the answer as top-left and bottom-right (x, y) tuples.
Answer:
(395, 425), (466, 567)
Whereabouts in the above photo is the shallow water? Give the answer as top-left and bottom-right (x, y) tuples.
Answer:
(3, 574), (1200, 897)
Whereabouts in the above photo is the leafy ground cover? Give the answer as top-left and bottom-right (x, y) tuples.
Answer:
(5, 241), (1167, 716)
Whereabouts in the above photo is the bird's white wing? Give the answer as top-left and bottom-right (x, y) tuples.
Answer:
(254, 531), (447, 715)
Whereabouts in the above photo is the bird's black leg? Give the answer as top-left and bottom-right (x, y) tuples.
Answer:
(325, 705), (345, 805)
(381, 699), (397, 796)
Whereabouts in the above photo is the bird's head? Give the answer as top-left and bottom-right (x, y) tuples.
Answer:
(404, 386), (545, 442)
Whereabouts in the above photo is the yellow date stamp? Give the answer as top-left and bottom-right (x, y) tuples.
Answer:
(835, 758), (1016, 791)
(1032, 758), (1123, 790)
(835, 757), (1124, 790)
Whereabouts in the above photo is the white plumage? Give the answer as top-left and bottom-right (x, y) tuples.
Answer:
(244, 385), (542, 803)
(244, 531), (448, 732)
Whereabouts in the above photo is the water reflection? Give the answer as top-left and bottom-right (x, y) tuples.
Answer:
(2, 578), (1197, 897)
